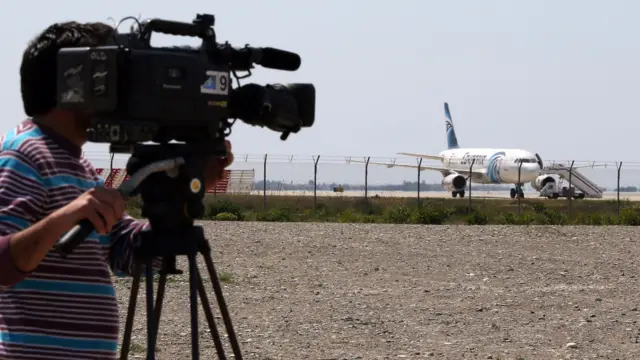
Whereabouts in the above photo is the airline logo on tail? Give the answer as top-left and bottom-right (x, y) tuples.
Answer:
(444, 102), (459, 149)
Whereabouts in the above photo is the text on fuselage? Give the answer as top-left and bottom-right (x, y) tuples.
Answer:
(460, 152), (487, 166)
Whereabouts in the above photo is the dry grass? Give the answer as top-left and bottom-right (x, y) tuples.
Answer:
(114, 221), (640, 359)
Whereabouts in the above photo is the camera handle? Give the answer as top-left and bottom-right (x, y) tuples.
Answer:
(53, 157), (185, 257)
(137, 14), (216, 46)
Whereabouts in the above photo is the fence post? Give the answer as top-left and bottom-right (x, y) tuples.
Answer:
(568, 160), (575, 220)
(313, 155), (320, 212)
(517, 161), (523, 215)
(468, 159), (475, 214)
(617, 161), (622, 216)
(364, 157), (370, 200)
(107, 153), (115, 188)
(263, 154), (268, 210)
(417, 158), (423, 207)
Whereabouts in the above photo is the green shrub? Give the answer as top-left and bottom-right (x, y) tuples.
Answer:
(603, 214), (620, 225)
(466, 211), (489, 225)
(536, 209), (567, 225)
(574, 213), (618, 225)
(215, 212), (239, 221)
(353, 198), (384, 215)
(256, 208), (293, 222)
(619, 208), (640, 225)
(410, 206), (452, 224)
(384, 205), (412, 224)
(337, 209), (363, 223)
(363, 215), (381, 223)
(532, 202), (548, 214)
(304, 207), (328, 221)
(499, 212), (535, 225)
(526, 201), (567, 225)
(452, 204), (471, 216)
(205, 199), (244, 220)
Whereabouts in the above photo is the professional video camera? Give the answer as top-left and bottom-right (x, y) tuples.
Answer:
(57, 13), (315, 151)
(53, 13), (315, 360)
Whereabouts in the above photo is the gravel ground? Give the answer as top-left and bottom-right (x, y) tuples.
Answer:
(113, 222), (640, 360)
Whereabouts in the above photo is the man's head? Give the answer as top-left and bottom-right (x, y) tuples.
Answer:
(20, 21), (114, 145)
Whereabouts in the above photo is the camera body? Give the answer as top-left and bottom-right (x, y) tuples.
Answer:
(55, 13), (315, 155)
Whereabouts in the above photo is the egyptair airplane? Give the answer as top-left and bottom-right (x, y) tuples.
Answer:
(362, 102), (545, 198)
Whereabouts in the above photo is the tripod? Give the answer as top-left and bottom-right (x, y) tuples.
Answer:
(118, 225), (243, 360)
(111, 143), (243, 360)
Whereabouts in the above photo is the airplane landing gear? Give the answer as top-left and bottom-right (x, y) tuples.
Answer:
(510, 185), (524, 199)
(452, 190), (465, 198)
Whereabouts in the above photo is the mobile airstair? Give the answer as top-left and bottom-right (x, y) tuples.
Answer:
(542, 164), (603, 199)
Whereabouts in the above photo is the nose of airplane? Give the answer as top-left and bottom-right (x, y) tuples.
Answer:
(525, 163), (541, 176)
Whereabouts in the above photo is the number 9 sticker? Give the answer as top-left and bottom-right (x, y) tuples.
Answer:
(200, 70), (230, 95)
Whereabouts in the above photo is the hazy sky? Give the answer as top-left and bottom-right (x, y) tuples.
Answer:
(1, 0), (639, 188)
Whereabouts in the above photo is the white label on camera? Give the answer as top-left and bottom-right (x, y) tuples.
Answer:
(200, 71), (229, 95)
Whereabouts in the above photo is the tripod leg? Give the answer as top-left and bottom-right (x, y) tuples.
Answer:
(119, 263), (142, 360)
(194, 267), (227, 360)
(151, 264), (168, 350)
(188, 253), (200, 360)
(201, 252), (243, 360)
(145, 260), (157, 360)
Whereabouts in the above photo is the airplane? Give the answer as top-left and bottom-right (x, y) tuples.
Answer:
(358, 102), (547, 199)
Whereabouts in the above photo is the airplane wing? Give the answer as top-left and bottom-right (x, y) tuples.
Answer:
(397, 152), (444, 161)
(349, 159), (484, 177)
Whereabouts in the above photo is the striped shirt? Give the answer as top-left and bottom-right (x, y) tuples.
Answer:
(0, 119), (158, 359)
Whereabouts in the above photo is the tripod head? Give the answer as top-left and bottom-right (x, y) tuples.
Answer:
(54, 142), (215, 257)
(126, 143), (212, 229)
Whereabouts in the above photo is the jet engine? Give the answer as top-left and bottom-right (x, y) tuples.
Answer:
(442, 173), (467, 192)
(530, 174), (556, 191)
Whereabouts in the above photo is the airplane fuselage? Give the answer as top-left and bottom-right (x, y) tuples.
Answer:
(439, 147), (542, 185)
(383, 102), (546, 198)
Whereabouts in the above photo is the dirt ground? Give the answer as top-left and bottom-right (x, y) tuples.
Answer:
(113, 222), (640, 360)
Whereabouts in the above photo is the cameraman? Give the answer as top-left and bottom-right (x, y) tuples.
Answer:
(0, 21), (234, 359)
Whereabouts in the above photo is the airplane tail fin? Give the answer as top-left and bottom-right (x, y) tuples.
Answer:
(444, 102), (460, 149)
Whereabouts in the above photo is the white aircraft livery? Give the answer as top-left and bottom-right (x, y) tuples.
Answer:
(366, 102), (546, 198)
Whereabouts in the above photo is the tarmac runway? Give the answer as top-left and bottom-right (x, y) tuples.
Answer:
(242, 189), (639, 201)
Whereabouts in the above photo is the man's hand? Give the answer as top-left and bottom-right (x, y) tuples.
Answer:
(204, 140), (235, 190)
(7, 186), (126, 274)
(53, 187), (126, 235)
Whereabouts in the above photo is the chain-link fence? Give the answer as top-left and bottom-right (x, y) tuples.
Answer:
(83, 150), (640, 217)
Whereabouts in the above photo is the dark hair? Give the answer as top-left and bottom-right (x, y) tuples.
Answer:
(20, 21), (114, 117)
